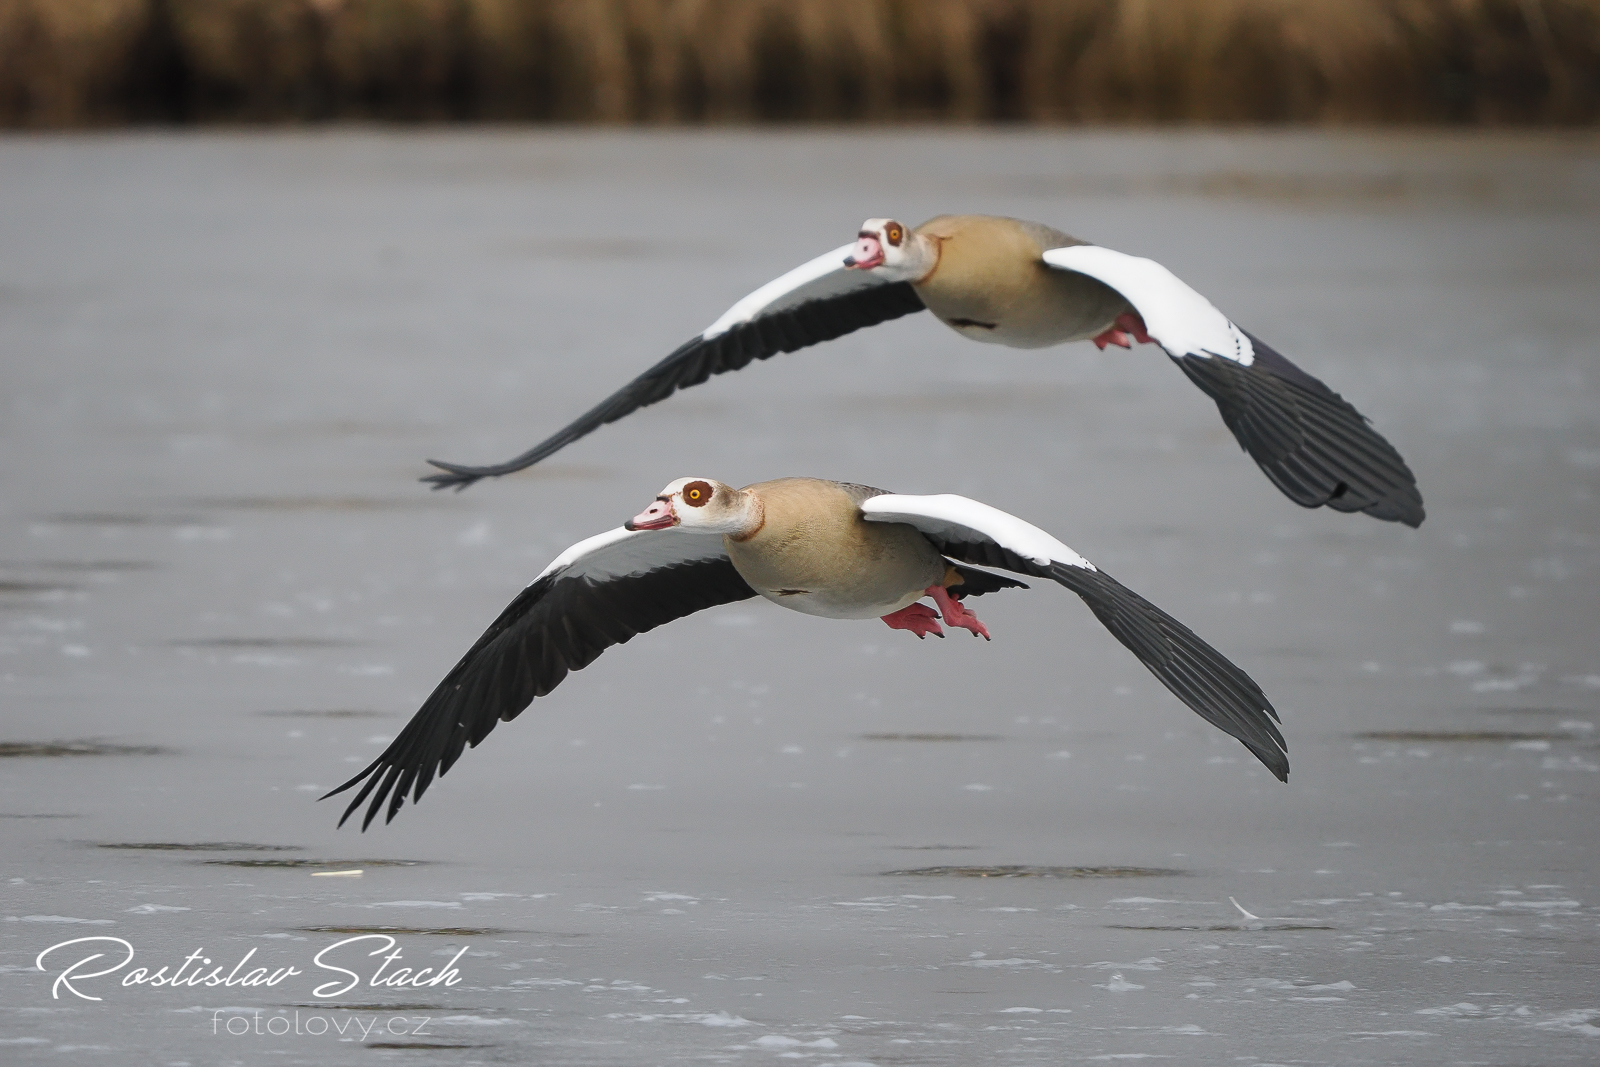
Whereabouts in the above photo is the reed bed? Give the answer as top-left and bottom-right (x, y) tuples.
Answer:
(2, 0), (1596, 126)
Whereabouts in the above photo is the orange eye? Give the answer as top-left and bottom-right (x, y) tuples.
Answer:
(682, 480), (712, 507)
(886, 225), (903, 246)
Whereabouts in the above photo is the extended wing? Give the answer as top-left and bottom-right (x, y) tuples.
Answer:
(323, 528), (756, 828)
(1042, 245), (1423, 528)
(424, 244), (926, 490)
(861, 493), (1289, 781)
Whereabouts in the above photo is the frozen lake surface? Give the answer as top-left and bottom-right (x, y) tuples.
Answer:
(2, 128), (1598, 1064)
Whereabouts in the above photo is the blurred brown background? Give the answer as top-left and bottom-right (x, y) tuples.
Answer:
(2, 0), (1596, 127)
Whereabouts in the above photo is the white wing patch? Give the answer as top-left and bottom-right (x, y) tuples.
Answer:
(533, 527), (729, 585)
(860, 494), (1094, 572)
(702, 242), (886, 339)
(1041, 245), (1255, 366)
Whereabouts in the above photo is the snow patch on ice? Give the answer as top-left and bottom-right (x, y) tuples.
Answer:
(605, 1010), (753, 1027)
(1534, 1009), (1600, 1036)
(511, 978), (582, 987)
(755, 1035), (838, 1049)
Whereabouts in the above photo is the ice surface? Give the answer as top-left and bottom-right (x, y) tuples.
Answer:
(1, 129), (1597, 1064)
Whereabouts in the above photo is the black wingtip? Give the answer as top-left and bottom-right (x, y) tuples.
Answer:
(1357, 483), (1425, 528)
(421, 460), (489, 492)
(319, 760), (377, 804)
(322, 756), (390, 831)
(1176, 343), (1425, 530)
(359, 766), (401, 832)
(337, 797), (361, 830)
(1049, 562), (1290, 784)
(1240, 734), (1289, 783)
(1231, 720), (1290, 784)
(1312, 481), (1424, 528)
(1255, 745), (1290, 784)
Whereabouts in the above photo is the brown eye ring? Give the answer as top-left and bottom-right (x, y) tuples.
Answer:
(885, 224), (903, 246)
(681, 480), (713, 507)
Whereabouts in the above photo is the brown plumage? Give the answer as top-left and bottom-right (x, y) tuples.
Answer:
(726, 478), (944, 620)
(913, 215), (1131, 347)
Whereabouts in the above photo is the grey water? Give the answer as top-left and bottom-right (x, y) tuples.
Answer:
(2, 128), (1597, 1064)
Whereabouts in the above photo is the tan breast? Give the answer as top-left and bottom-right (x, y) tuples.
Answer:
(724, 478), (944, 620)
(913, 215), (1131, 348)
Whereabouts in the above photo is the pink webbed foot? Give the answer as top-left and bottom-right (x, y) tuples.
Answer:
(926, 585), (991, 641)
(1092, 311), (1154, 350)
(881, 602), (944, 639)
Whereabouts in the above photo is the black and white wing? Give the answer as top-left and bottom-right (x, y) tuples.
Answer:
(1042, 245), (1423, 528)
(861, 493), (1289, 781)
(424, 244), (926, 490)
(323, 528), (757, 828)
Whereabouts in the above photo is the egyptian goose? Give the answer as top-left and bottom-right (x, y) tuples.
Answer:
(424, 214), (1422, 528)
(325, 477), (1288, 830)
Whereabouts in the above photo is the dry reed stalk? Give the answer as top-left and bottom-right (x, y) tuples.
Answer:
(0, 0), (146, 124)
(1, 0), (1596, 126)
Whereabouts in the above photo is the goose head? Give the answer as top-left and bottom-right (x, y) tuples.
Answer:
(626, 478), (762, 537)
(844, 218), (938, 282)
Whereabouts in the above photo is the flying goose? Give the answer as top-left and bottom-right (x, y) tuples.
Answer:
(424, 214), (1422, 528)
(325, 476), (1288, 830)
